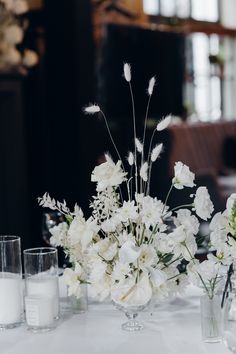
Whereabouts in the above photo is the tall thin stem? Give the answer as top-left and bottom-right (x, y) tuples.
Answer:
(128, 82), (138, 193)
(100, 110), (123, 165)
(100, 110), (129, 199)
(142, 95), (151, 166)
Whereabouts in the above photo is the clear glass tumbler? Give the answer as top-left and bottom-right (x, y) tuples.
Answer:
(0, 235), (23, 329)
(200, 293), (223, 343)
(24, 247), (59, 332)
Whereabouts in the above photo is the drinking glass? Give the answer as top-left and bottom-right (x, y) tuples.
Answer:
(24, 247), (59, 332)
(0, 235), (23, 329)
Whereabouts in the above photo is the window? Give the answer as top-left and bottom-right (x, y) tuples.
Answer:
(143, 0), (219, 22)
(185, 33), (236, 121)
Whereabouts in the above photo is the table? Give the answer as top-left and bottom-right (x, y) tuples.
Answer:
(0, 284), (231, 354)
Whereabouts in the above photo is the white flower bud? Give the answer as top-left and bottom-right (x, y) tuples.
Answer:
(156, 115), (172, 131)
(123, 63), (131, 82)
(127, 152), (134, 166)
(84, 104), (100, 114)
(151, 143), (163, 162)
(135, 138), (143, 153)
(140, 162), (148, 182)
(148, 76), (156, 96)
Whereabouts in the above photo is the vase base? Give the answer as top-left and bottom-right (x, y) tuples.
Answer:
(203, 337), (222, 343)
(122, 320), (144, 331)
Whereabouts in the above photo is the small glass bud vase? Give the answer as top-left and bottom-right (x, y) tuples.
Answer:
(69, 284), (88, 314)
(200, 293), (223, 343)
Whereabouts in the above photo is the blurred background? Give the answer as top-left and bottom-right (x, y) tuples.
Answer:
(1, 0), (236, 251)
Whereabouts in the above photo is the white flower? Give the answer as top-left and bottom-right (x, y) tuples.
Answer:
(49, 222), (68, 247)
(111, 273), (152, 306)
(193, 187), (214, 220)
(123, 63), (131, 82)
(63, 263), (84, 298)
(89, 259), (107, 283)
(156, 115), (172, 131)
(138, 195), (164, 228)
(210, 212), (228, 231)
(84, 104), (100, 114)
(111, 262), (131, 283)
(169, 226), (197, 261)
(93, 238), (117, 261)
(116, 201), (138, 223)
(149, 267), (167, 287)
(226, 193), (236, 215)
(68, 215), (99, 251)
(135, 138), (143, 153)
(38, 192), (57, 210)
(127, 151), (134, 166)
(172, 161), (195, 189)
(119, 241), (141, 264)
(3, 25), (23, 45)
(22, 49), (38, 67)
(140, 162), (148, 182)
(101, 217), (119, 233)
(148, 76), (156, 96)
(151, 143), (163, 162)
(91, 159), (126, 191)
(138, 244), (157, 269)
(174, 209), (199, 235)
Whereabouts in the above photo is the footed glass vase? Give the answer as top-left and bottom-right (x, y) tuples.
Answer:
(113, 302), (149, 332)
(200, 294), (223, 343)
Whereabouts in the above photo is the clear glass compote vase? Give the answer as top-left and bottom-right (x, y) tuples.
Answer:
(113, 301), (149, 331)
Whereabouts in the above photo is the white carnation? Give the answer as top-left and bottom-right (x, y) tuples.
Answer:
(193, 187), (214, 220)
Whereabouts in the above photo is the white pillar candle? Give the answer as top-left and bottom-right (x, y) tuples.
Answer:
(26, 275), (59, 318)
(25, 295), (54, 327)
(0, 273), (22, 325)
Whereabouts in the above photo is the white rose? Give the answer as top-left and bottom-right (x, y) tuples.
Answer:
(22, 49), (38, 67)
(4, 25), (23, 45)
(193, 187), (214, 220)
(172, 161), (195, 189)
(91, 159), (126, 192)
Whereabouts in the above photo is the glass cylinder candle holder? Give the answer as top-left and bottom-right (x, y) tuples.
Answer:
(23, 247), (59, 332)
(0, 235), (23, 329)
(69, 283), (88, 314)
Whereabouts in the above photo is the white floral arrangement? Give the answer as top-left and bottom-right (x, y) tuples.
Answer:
(39, 64), (236, 305)
(0, 0), (38, 70)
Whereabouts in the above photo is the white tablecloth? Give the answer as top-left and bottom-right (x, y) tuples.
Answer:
(0, 283), (231, 354)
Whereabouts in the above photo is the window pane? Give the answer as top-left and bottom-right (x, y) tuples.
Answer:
(160, 0), (176, 17)
(143, 0), (159, 15)
(192, 33), (210, 76)
(194, 77), (211, 121)
(192, 0), (219, 22)
(176, 0), (190, 18)
(211, 76), (221, 120)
